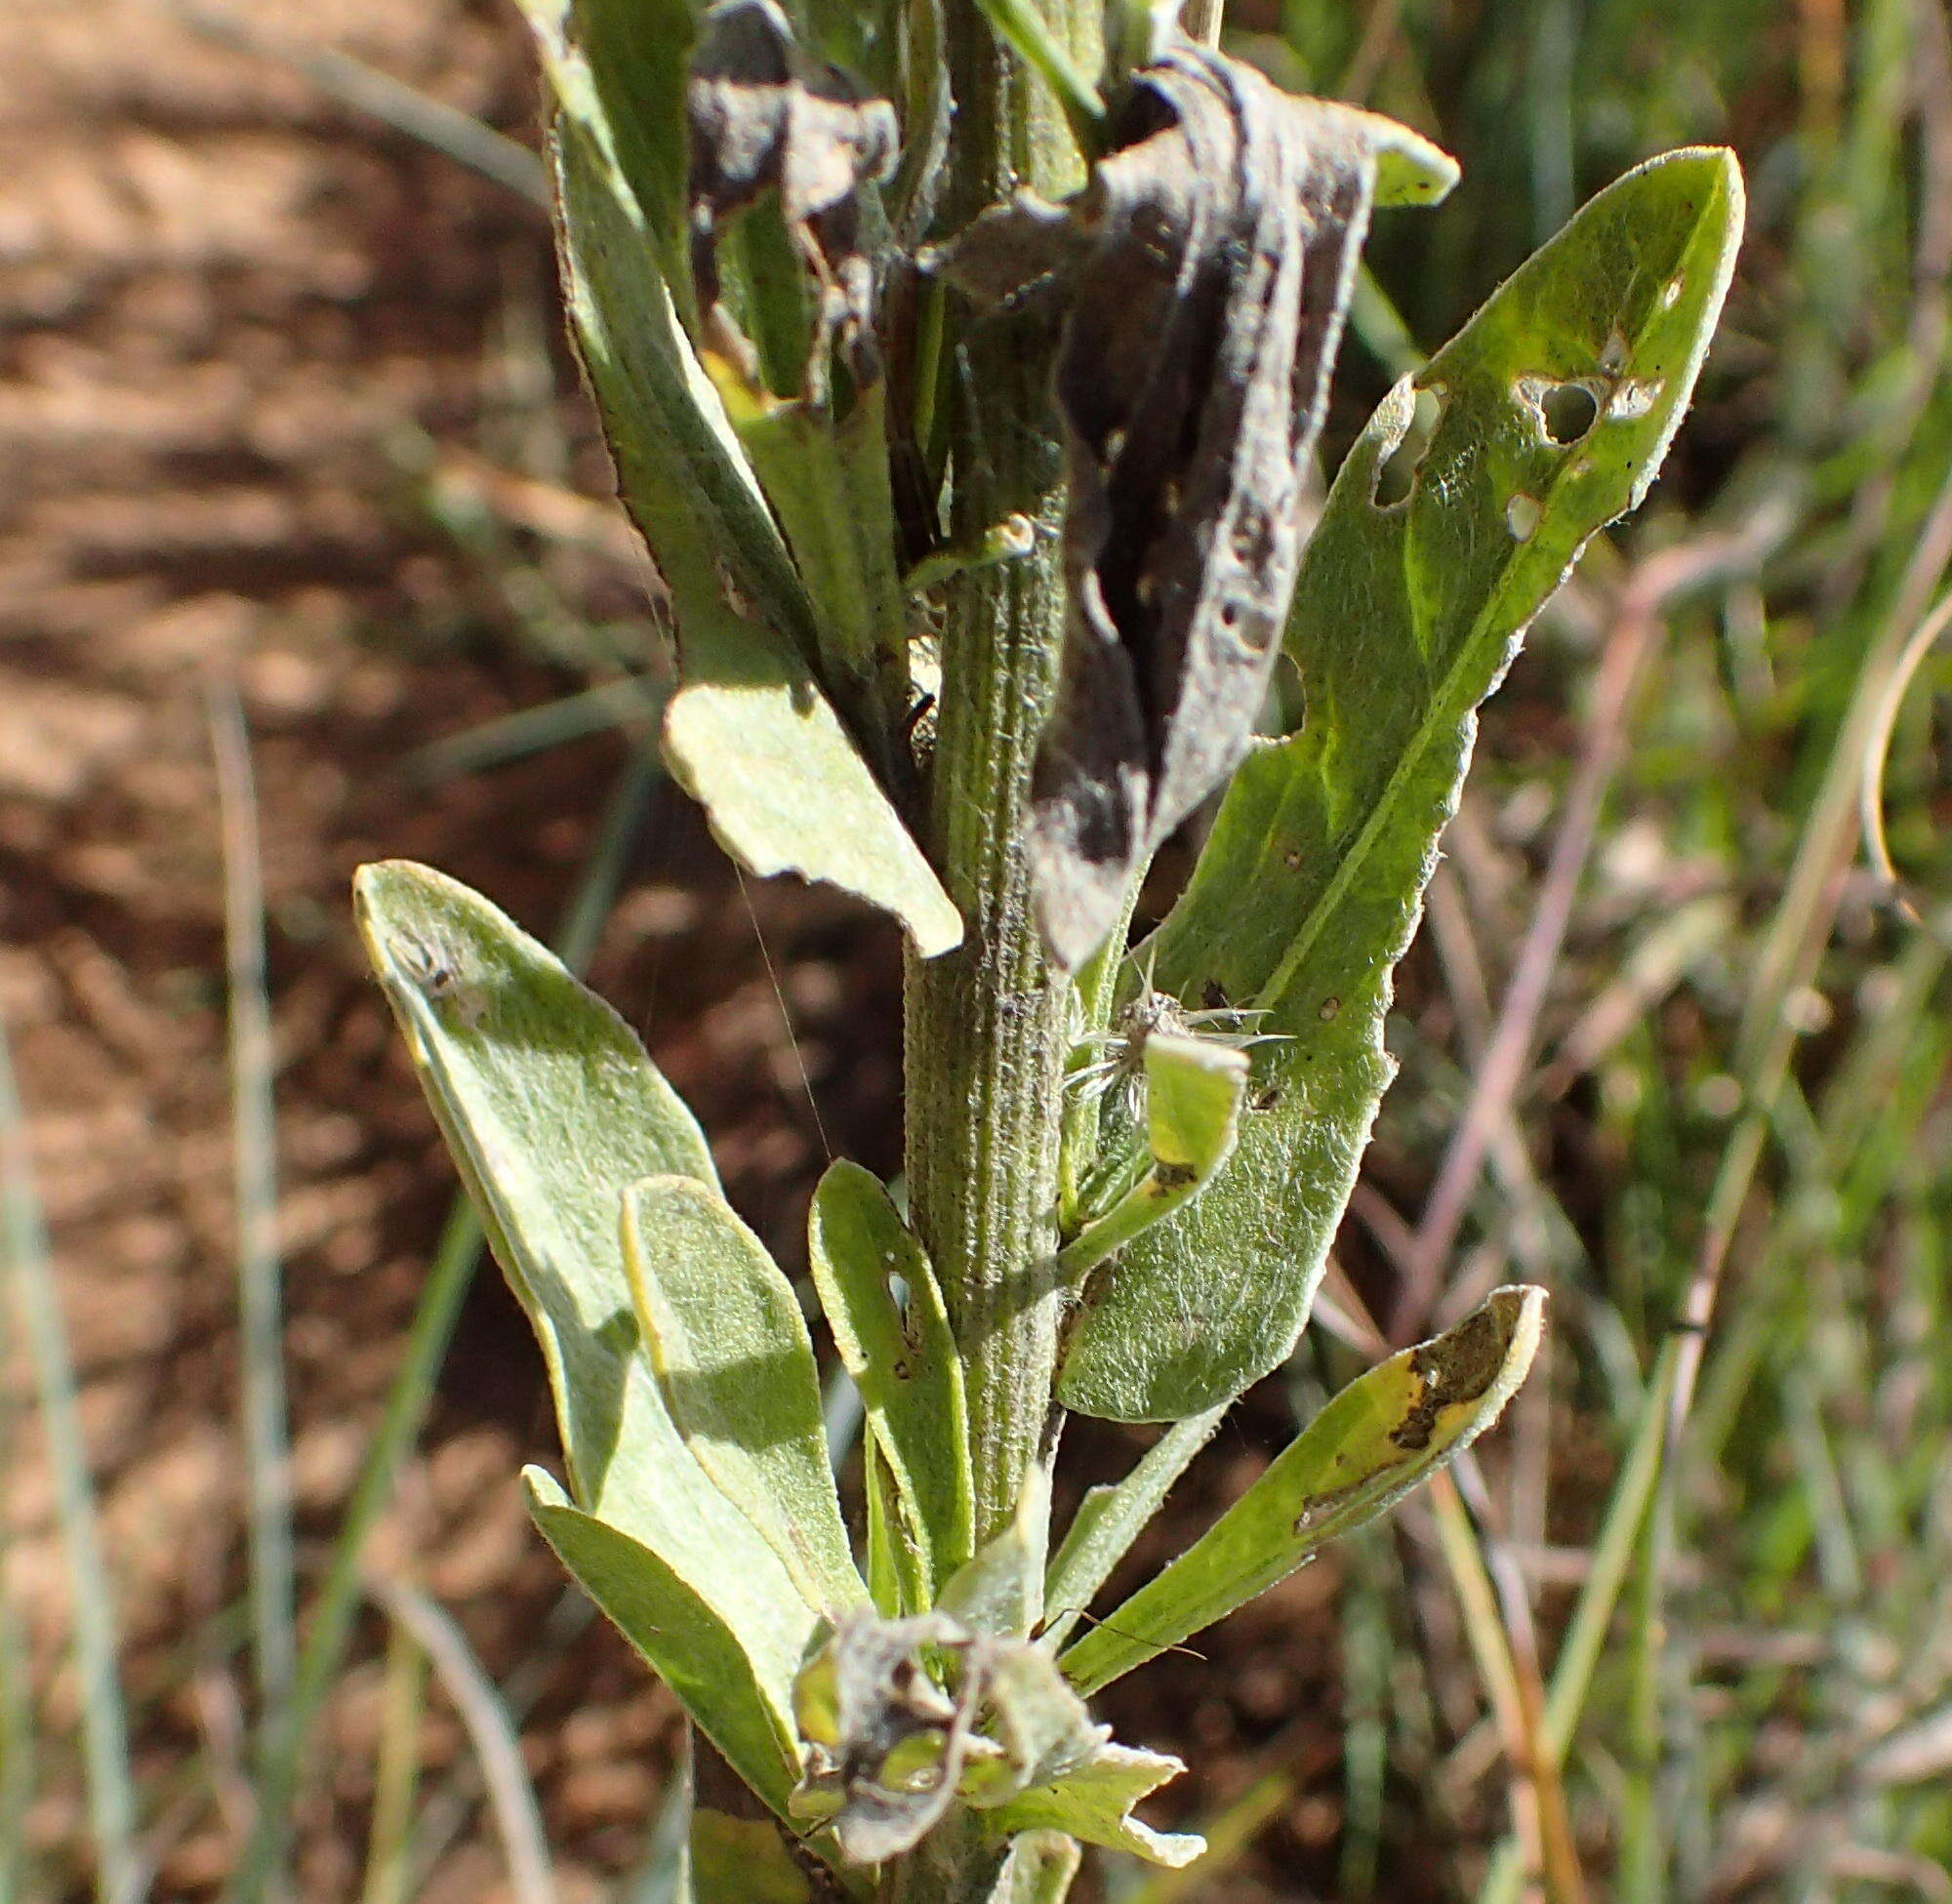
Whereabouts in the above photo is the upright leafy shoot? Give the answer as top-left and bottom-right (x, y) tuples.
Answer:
(358, 5), (1741, 1895)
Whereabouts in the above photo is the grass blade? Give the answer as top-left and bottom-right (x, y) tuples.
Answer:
(208, 685), (297, 1743)
(358, 1620), (427, 1904)
(0, 1022), (141, 1904)
(366, 1577), (555, 1904)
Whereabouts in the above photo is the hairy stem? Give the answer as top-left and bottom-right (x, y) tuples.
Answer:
(893, 10), (1096, 1896)
(903, 0), (1092, 1552)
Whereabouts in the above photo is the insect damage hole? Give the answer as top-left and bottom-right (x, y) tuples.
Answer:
(1371, 385), (1444, 507)
(1539, 381), (1600, 445)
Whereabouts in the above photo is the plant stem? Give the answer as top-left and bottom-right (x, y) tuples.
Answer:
(902, 0), (1092, 1554)
(895, 12), (1095, 1897)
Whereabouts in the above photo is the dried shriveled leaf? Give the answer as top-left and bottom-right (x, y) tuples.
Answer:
(792, 1611), (974, 1865)
(1061, 1288), (1546, 1694)
(624, 1176), (867, 1618)
(808, 1161), (975, 1605)
(353, 863), (817, 1816)
(688, 0), (897, 385)
(958, 1645), (1105, 1808)
(1060, 149), (1745, 1420)
(1024, 52), (1454, 968)
(532, 22), (960, 957)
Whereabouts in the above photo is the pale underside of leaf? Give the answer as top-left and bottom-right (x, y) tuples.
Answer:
(1060, 1287), (1545, 1694)
(936, 1462), (1051, 1640)
(987, 1742), (1203, 1868)
(623, 1175), (867, 1618)
(1059, 148), (1745, 1421)
(538, 25), (961, 958)
(353, 862), (818, 1824)
(986, 1830), (1082, 1904)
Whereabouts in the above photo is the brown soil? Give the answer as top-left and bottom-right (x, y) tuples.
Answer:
(0, 6), (1383, 1899)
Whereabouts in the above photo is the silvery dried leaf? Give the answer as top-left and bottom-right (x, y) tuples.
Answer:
(688, 0), (899, 386)
(792, 1610), (975, 1864)
(1011, 47), (1389, 968)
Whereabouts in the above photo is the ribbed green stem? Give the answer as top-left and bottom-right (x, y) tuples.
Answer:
(893, 13), (1097, 1899)
(902, 0), (1093, 1553)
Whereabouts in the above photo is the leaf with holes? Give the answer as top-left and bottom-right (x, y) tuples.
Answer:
(1058, 148), (1744, 1421)
(1061, 1287), (1545, 1694)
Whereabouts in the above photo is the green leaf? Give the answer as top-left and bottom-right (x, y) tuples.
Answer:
(535, 28), (962, 958)
(569, 0), (697, 309)
(1060, 1287), (1546, 1695)
(985, 1832), (1081, 1904)
(1060, 148), (1744, 1420)
(1057, 1033), (1246, 1281)
(936, 1466), (1049, 1640)
(688, 1813), (813, 1904)
(807, 1161), (976, 1602)
(864, 1436), (921, 1617)
(987, 1743), (1202, 1869)
(527, 1473), (803, 1818)
(355, 863), (819, 1814)
(1040, 1401), (1229, 1650)
(624, 1176), (867, 1617)
(353, 857), (719, 1497)
(725, 383), (910, 775)
(687, 1725), (865, 1903)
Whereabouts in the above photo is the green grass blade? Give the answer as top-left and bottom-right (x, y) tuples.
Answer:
(0, 1560), (32, 1902)
(0, 1022), (141, 1904)
(358, 1619), (427, 1904)
(209, 685), (297, 1749)
(367, 1577), (556, 1904)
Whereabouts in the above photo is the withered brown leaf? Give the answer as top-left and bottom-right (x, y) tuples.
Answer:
(687, 0), (898, 388)
(941, 46), (1386, 969)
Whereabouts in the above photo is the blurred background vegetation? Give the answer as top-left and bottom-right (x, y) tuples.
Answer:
(2, 0), (1949, 1898)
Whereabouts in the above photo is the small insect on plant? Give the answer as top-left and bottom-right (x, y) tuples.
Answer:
(355, 0), (1741, 1896)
